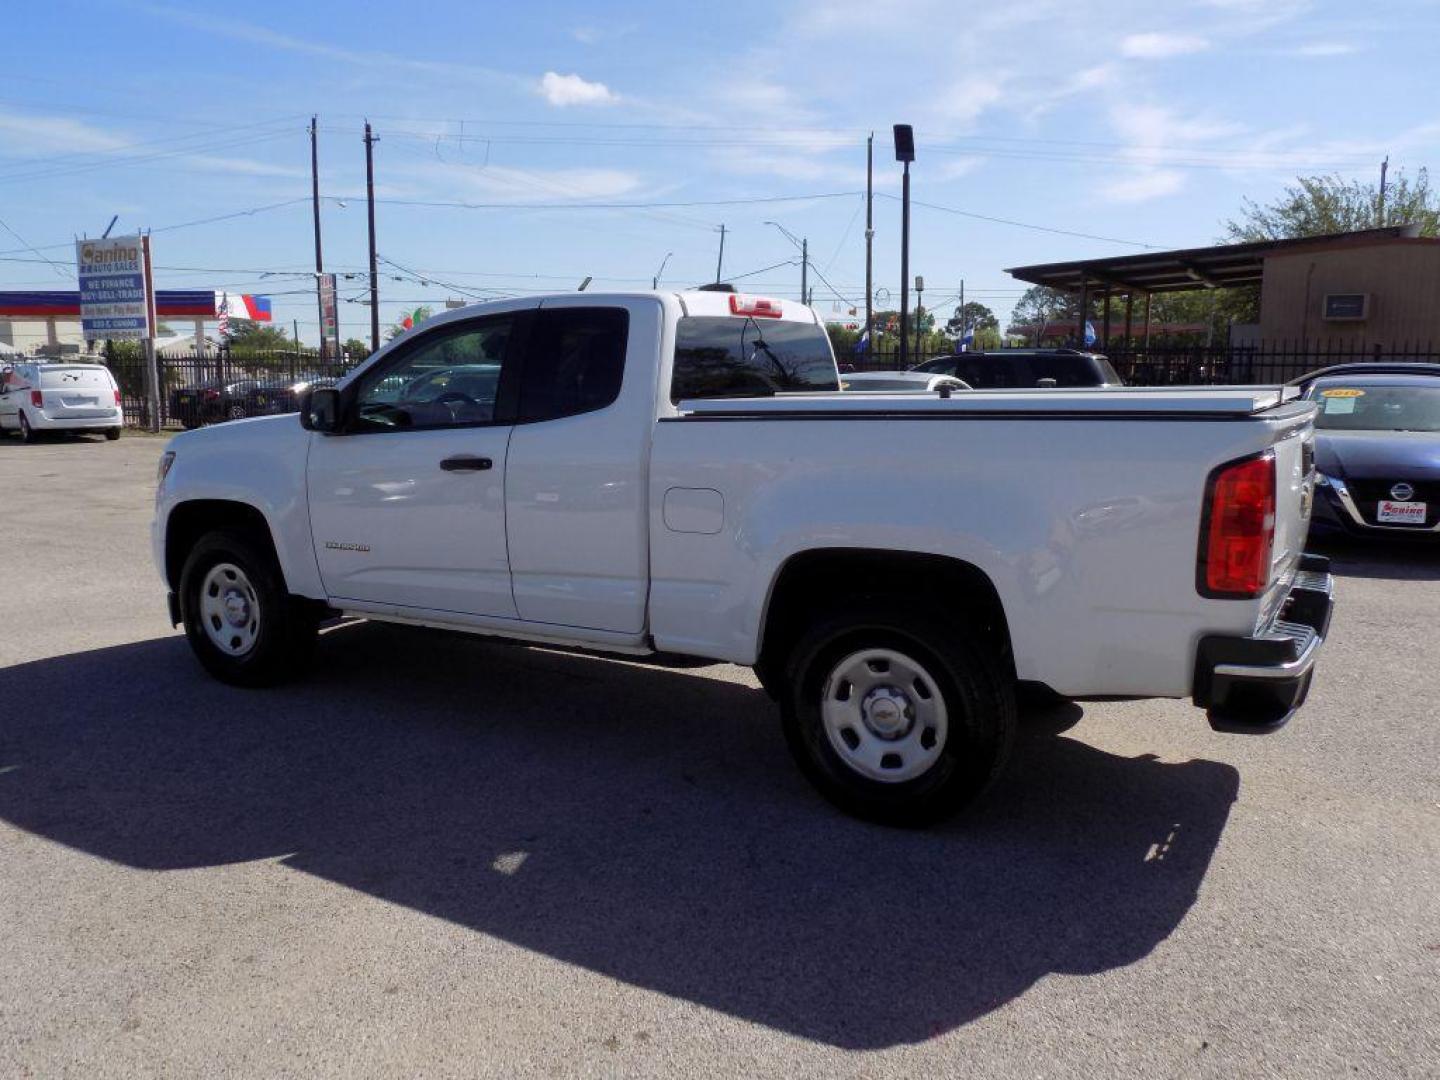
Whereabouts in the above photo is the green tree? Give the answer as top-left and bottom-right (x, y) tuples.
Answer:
(226, 319), (290, 350)
(1007, 286), (1079, 337)
(341, 337), (370, 360)
(1225, 168), (1440, 241)
(944, 301), (998, 340)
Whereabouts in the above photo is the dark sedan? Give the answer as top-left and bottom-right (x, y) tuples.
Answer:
(169, 378), (259, 428)
(1294, 364), (1440, 541)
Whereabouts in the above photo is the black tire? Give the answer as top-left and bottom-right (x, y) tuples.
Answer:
(18, 411), (37, 443)
(178, 529), (319, 687)
(104, 427), (121, 441)
(779, 599), (1016, 827)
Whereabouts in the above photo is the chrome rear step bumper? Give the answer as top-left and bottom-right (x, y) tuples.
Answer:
(1193, 554), (1334, 734)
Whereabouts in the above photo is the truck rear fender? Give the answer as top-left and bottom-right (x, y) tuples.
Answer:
(754, 548), (1014, 696)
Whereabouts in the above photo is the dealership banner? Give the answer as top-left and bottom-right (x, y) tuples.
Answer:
(318, 273), (339, 352)
(75, 235), (155, 341)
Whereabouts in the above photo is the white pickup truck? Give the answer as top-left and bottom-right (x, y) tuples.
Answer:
(153, 288), (1333, 824)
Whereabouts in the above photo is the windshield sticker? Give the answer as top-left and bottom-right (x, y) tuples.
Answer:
(1321, 387), (1365, 398)
(1322, 396), (1357, 415)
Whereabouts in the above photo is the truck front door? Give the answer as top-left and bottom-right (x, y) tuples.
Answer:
(307, 310), (529, 618)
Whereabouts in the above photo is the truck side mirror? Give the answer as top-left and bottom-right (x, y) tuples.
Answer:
(301, 387), (343, 433)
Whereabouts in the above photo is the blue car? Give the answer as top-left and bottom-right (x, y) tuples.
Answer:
(1291, 363), (1440, 541)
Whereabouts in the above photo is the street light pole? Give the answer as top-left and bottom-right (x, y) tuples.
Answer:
(894, 124), (915, 369)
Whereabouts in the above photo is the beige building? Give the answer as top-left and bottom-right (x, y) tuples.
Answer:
(1258, 233), (1440, 345)
(1007, 225), (1440, 353)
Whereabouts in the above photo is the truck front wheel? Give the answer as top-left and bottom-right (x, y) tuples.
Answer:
(779, 601), (1016, 826)
(178, 530), (319, 687)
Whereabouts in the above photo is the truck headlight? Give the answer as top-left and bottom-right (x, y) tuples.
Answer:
(157, 450), (176, 487)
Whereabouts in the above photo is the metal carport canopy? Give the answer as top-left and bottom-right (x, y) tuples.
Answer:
(1005, 225), (1422, 294)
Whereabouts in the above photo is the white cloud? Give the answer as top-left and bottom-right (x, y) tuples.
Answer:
(0, 109), (127, 155)
(1294, 41), (1357, 57)
(1100, 168), (1185, 203)
(397, 160), (642, 202)
(1120, 32), (1210, 59)
(140, 4), (524, 89)
(934, 74), (1008, 129)
(538, 71), (618, 107)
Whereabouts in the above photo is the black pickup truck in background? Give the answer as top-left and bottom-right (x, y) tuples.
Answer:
(911, 348), (1124, 388)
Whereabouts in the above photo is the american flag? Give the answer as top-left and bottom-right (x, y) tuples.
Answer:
(217, 297), (230, 339)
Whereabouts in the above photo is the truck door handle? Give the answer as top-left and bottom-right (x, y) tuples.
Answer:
(440, 455), (493, 472)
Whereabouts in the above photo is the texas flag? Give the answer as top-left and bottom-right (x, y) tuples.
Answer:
(213, 292), (273, 322)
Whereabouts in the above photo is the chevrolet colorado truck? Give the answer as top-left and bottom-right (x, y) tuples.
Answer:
(153, 289), (1333, 824)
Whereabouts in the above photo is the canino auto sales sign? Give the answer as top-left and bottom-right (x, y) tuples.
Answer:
(75, 235), (155, 341)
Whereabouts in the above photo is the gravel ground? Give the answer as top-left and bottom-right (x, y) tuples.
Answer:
(1, 433), (1437, 1079)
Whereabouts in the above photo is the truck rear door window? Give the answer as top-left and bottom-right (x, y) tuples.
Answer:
(671, 316), (839, 402)
(519, 307), (628, 423)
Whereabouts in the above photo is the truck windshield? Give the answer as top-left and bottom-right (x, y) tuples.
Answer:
(671, 316), (839, 401)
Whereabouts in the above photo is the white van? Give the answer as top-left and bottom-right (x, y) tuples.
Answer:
(0, 361), (124, 442)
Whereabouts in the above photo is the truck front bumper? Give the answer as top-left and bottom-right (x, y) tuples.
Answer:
(1192, 554), (1334, 734)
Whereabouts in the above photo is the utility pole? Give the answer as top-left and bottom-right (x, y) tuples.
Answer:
(800, 236), (808, 307)
(293, 317), (300, 351)
(959, 279), (965, 349)
(309, 116), (327, 359)
(864, 133), (874, 362)
(914, 276), (924, 360)
(364, 121), (380, 352)
(715, 224), (726, 283)
(1379, 156), (1389, 226)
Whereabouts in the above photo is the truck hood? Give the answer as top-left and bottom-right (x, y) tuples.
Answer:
(1314, 429), (1440, 481)
(167, 413), (302, 451)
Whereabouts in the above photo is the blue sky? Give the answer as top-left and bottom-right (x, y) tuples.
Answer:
(2, 0), (1438, 343)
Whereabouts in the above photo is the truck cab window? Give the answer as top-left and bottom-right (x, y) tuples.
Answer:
(518, 308), (628, 423)
(671, 316), (839, 402)
(352, 317), (513, 431)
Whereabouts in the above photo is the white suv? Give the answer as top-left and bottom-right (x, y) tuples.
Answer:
(0, 360), (124, 442)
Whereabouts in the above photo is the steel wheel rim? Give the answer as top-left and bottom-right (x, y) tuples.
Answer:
(227, 405), (246, 420)
(198, 562), (261, 657)
(820, 647), (949, 783)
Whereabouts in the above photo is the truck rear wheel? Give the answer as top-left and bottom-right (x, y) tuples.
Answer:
(779, 601), (1016, 826)
(178, 529), (318, 687)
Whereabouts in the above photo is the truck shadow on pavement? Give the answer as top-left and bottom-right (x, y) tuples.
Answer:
(0, 623), (1238, 1050)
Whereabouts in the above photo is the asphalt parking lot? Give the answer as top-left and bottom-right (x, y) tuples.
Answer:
(1, 433), (1437, 1079)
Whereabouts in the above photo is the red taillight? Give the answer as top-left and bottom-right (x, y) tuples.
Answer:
(30, 390), (42, 408)
(114, 389), (123, 405)
(1201, 453), (1276, 598)
(203, 389), (220, 401)
(729, 294), (783, 318)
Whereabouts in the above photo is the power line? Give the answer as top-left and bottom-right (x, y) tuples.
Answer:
(877, 193), (1163, 249)
(331, 191), (863, 212)
(0, 216), (71, 280)
(0, 128), (299, 186)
